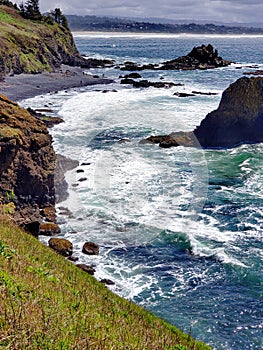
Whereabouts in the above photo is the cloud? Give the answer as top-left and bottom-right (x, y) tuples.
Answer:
(12, 0), (263, 24)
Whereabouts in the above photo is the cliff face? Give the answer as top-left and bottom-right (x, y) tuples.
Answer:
(0, 94), (57, 232)
(0, 5), (86, 75)
(194, 76), (263, 147)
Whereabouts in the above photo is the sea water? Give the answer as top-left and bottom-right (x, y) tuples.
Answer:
(21, 34), (263, 350)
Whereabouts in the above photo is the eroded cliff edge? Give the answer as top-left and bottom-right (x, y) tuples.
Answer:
(0, 94), (57, 235)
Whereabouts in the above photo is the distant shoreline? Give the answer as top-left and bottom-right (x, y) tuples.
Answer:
(72, 30), (263, 38)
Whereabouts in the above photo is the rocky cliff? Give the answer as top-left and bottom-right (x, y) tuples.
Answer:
(0, 94), (57, 234)
(0, 5), (86, 76)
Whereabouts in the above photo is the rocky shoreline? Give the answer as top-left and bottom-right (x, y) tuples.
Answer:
(0, 64), (114, 101)
(1, 42), (261, 278)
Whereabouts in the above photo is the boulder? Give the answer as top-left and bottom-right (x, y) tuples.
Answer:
(100, 279), (115, 285)
(76, 264), (96, 275)
(123, 72), (142, 79)
(48, 237), (73, 257)
(82, 242), (99, 255)
(39, 222), (61, 236)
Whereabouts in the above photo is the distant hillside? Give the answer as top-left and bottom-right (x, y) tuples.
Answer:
(66, 14), (263, 34)
(0, 5), (86, 76)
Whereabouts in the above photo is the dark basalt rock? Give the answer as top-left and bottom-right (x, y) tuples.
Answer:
(81, 58), (115, 68)
(194, 76), (263, 147)
(100, 279), (115, 285)
(49, 237), (73, 257)
(119, 44), (231, 71)
(39, 222), (61, 236)
(192, 91), (218, 96)
(141, 76), (263, 149)
(140, 132), (198, 148)
(121, 78), (182, 89)
(76, 264), (96, 275)
(82, 241), (100, 255)
(159, 44), (231, 71)
(243, 70), (263, 76)
(27, 107), (64, 128)
(122, 72), (142, 79)
(173, 92), (196, 97)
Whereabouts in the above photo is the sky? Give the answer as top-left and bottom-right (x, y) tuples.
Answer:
(14, 1), (263, 24)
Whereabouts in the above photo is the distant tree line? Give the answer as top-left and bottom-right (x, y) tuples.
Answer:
(66, 14), (263, 35)
(0, 0), (68, 28)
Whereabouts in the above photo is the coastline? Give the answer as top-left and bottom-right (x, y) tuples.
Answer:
(0, 64), (114, 102)
(72, 30), (263, 38)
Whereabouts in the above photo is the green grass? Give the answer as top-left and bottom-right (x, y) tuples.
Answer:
(0, 5), (78, 74)
(0, 218), (212, 350)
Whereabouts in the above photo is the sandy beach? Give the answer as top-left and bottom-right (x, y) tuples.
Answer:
(0, 65), (114, 102)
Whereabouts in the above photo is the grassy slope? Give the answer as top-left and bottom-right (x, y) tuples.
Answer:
(0, 5), (80, 75)
(0, 219), (211, 350)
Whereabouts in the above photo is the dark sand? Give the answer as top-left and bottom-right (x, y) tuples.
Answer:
(0, 65), (114, 101)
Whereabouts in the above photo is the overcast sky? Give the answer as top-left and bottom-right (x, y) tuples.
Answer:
(15, 1), (263, 24)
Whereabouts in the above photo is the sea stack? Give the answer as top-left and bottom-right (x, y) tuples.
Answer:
(194, 76), (263, 147)
(142, 76), (263, 149)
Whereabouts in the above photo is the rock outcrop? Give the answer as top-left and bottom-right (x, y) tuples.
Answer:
(142, 76), (263, 149)
(159, 44), (231, 70)
(119, 44), (231, 71)
(0, 94), (57, 234)
(194, 76), (263, 147)
(120, 78), (182, 88)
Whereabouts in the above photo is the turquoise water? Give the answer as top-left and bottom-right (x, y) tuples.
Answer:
(22, 34), (263, 349)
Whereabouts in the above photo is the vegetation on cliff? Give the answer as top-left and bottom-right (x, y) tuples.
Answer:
(0, 3), (86, 76)
(0, 94), (57, 233)
(0, 219), (211, 350)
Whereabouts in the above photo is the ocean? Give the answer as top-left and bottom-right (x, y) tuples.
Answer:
(21, 33), (263, 350)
